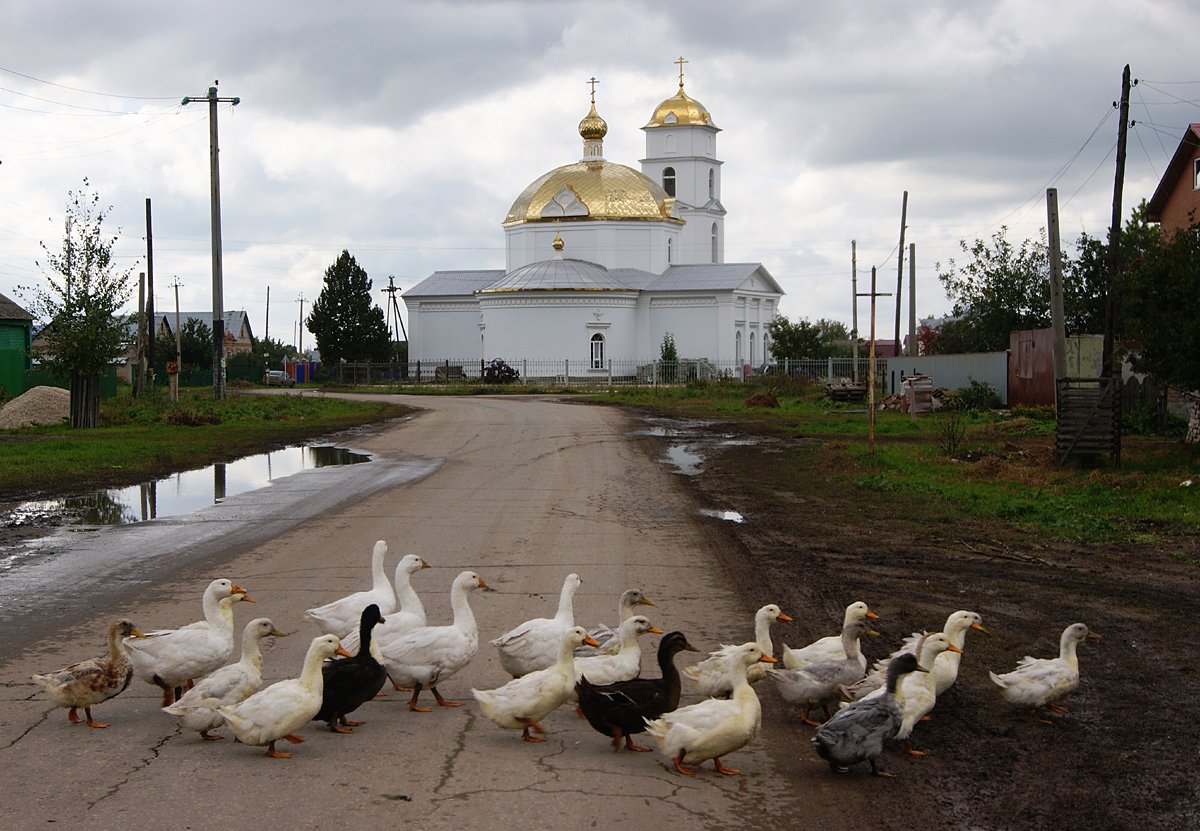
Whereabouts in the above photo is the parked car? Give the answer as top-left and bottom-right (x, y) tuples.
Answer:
(266, 370), (295, 388)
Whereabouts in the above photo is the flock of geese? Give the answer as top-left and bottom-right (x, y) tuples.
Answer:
(31, 541), (1097, 775)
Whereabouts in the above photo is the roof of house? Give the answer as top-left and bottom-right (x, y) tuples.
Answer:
(156, 310), (254, 339)
(0, 291), (33, 322)
(1146, 123), (1200, 222)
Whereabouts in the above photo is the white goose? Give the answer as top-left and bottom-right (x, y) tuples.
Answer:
(491, 573), (582, 678)
(645, 642), (776, 776)
(572, 615), (663, 694)
(341, 554), (431, 654)
(218, 634), (350, 758)
(475, 626), (599, 741)
(124, 579), (252, 706)
(683, 603), (792, 697)
(576, 589), (656, 657)
(376, 571), (488, 711)
(304, 540), (395, 638)
(162, 617), (287, 740)
(844, 610), (987, 701)
(781, 601), (878, 669)
(989, 622), (1096, 720)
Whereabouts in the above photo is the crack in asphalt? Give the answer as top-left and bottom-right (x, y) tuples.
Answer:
(432, 708), (474, 795)
(4, 707), (51, 749)
(85, 729), (178, 811)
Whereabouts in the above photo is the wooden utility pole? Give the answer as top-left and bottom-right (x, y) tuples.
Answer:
(169, 277), (182, 402)
(297, 293), (306, 357)
(862, 267), (892, 454)
(893, 191), (908, 356)
(145, 198), (155, 389)
(1103, 65), (1131, 372)
(851, 241), (859, 383)
(908, 242), (916, 356)
(264, 285), (270, 343)
(136, 273), (146, 397)
(182, 82), (240, 400)
(1046, 188), (1067, 379)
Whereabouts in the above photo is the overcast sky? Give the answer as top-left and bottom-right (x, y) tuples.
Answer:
(2, 0), (1198, 351)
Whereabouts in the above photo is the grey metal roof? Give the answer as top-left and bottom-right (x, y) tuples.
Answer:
(0, 291), (33, 321)
(405, 270), (504, 297)
(481, 258), (634, 292)
(403, 261), (782, 298)
(157, 310), (254, 338)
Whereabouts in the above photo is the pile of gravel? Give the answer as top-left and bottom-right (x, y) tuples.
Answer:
(0, 385), (70, 429)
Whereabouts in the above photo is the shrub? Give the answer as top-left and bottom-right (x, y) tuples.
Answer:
(946, 379), (1001, 411)
(480, 359), (520, 384)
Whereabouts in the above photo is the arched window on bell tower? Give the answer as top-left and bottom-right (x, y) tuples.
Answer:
(711, 223), (718, 263)
(662, 167), (676, 197)
(708, 168), (715, 200)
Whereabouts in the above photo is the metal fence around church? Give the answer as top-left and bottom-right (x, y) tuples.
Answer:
(331, 356), (887, 388)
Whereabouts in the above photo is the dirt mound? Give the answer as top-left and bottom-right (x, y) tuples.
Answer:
(0, 386), (70, 429)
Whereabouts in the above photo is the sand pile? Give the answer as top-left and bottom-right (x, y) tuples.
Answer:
(0, 385), (71, 429)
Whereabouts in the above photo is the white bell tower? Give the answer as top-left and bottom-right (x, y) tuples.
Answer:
(641, 57), (726, 265)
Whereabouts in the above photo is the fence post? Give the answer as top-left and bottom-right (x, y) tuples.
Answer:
(607, 358), (612, 388)
(827, 356), (833, 381)
(522, 359), (527, 386)
(564, 359), (569, 386)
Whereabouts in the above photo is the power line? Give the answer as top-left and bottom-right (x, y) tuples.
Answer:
(0, 65), (178, 100)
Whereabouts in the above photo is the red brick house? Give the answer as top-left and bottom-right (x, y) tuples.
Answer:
(1146, 123), (1200, 235)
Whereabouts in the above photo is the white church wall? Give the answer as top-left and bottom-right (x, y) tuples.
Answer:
(650, 296), (723, 360)
(409, 300), (481, 362)
(479, 293), (639, 363)
(505, 222), (678, 273)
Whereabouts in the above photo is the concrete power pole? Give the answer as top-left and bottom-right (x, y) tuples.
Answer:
(145, 198), (155, 389)
(1047, 188), (1067, 380)
(893, 191), (908, 357)
(850, 240), (859, 383)
(908, 243), (916, 356)
(182, 82), (240, 400)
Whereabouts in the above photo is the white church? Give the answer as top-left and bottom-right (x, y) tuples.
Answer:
(403, 66), (784, 377)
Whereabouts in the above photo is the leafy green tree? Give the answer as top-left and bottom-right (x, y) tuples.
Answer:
(1123, 222), (1200, 441)
(306, 250), (392, 363)
(660, 331), (678, 382)
(934, 227), (1053, 353)
(767, 315), (824, 359)
(20, 180), (135, 427)
(156, 317), (212, 371)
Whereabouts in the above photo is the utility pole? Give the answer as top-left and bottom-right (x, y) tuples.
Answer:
(264, 285), (270, 343)
(296, 293), (306, 357)
(382, 275), (407, 362)
(182, 81), (240, 400)
(893, 191), (908, 357)
(1103, 65), (1131, 373)
(859, 267), (892, 455)
(908, 243), (916, 356)
(1047, 188), (1067, 380)
(145, 197), (155, 389)
(850, 241), (859, 383)
(136, 273), (146, 397)
(169, 276), (183, 403)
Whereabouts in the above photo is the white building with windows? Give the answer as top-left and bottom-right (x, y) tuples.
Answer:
(404, 69), (784, 375)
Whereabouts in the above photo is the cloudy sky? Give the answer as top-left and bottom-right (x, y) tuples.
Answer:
(2, 0), (1198, 351)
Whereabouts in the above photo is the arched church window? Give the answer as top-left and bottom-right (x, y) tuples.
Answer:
(665, 133), (676, 153)
(662, 167), (676, 197)
(667, 237), (673, 264)
(735, 330), (743, 365)
(590, 332), (605, 369)
(708, 168), (715, 199)
(711, 223), (718, 263)
(749, 332), (756, 366)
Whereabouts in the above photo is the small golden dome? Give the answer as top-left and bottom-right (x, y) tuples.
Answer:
(578, 102), (608, 141)
(645, 85), (717, 129)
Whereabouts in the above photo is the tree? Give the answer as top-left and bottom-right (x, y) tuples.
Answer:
(934, 227), (1054, 353)
(1123, 222), (1200, 441)
(660, 332), (678, 382)
(156, 317), (213, 371)
(767, 315), (824, 360)
(20, 180), (135, 427)
(306, 250), (392, 363)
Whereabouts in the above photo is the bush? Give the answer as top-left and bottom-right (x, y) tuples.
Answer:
(946, 379), (1001, 411)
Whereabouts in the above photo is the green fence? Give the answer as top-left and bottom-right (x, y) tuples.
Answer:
(22, 366), (118, 398)
(0, 349), (28, 398)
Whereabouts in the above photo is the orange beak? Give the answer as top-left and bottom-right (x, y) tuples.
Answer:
(971, 623), (989, 634)
(777, 612), (793, 623)
(582, 635), (601, 648)
(758, 654), (778, 663)
(648, 626), (665, 635)
(866, 610), (880, 620)
(336, 645), (353, 658)
(477, 578), (490, 590)
(946, 644), (963, 654)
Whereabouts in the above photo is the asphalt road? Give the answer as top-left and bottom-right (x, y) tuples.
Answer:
(0, 394), (844, 831)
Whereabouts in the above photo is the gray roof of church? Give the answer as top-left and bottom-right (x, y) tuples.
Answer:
(405, 262), (780, 298)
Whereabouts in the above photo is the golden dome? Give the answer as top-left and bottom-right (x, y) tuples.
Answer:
(645, 85), (717, 129)
(578, 102), (608, 140)
(503, 160), (681, 225)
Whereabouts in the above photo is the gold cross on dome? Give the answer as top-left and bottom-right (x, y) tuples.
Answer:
(587, 76), (598, 103)
(675, 56), (688, 88)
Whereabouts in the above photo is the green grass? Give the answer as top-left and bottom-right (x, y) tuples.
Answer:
(587, 380), (1200, 545)
(0, 388), (412, 498)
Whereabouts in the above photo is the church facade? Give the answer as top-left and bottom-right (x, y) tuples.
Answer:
(404, 69), (784, 376)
